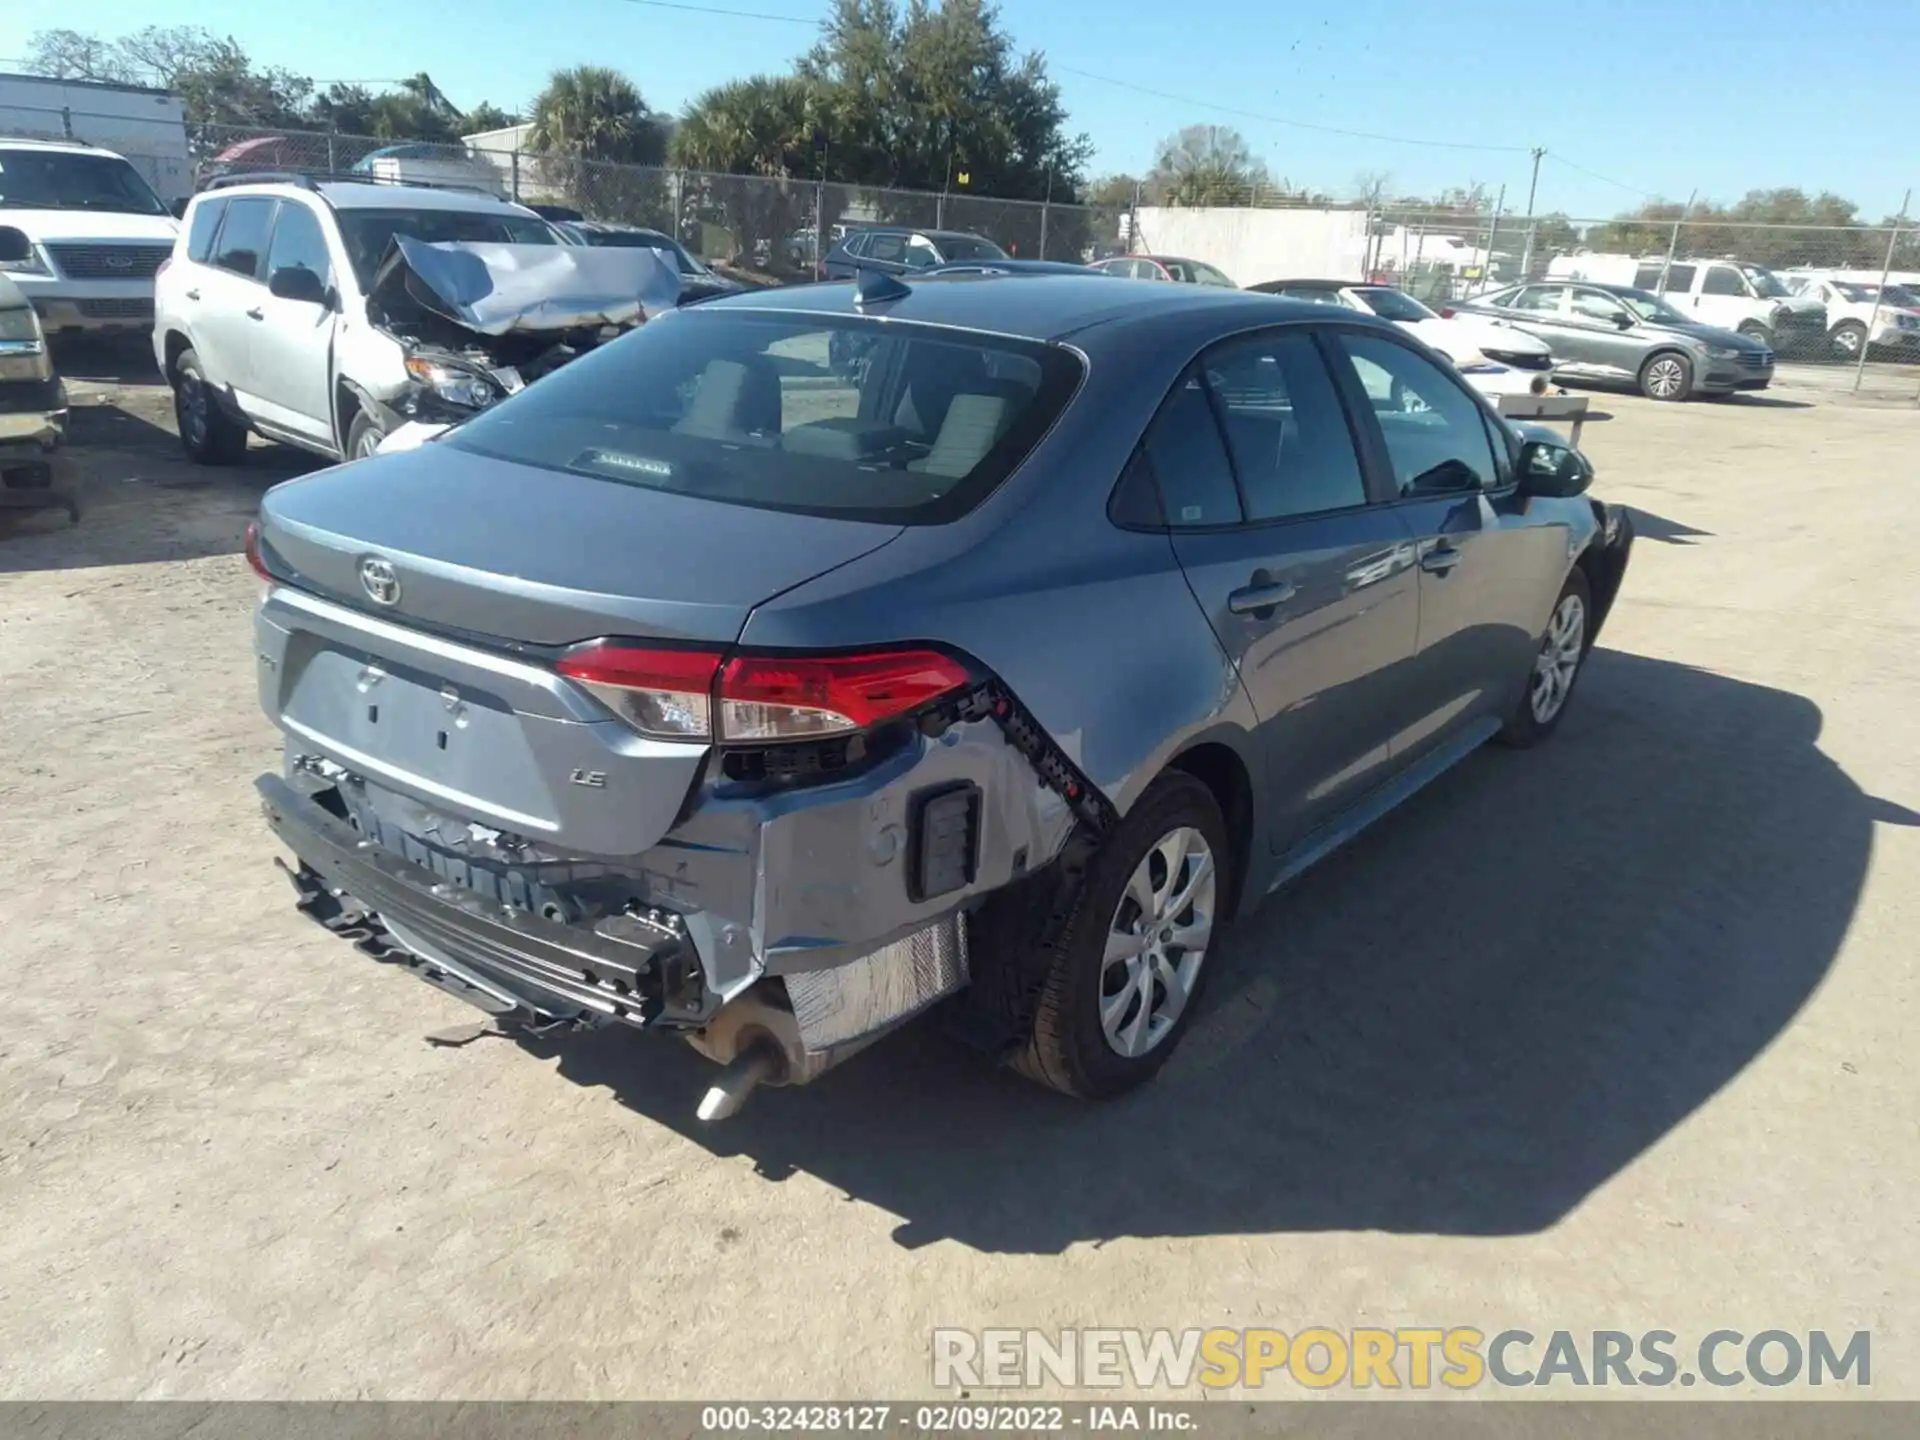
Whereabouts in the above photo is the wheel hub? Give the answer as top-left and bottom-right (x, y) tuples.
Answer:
(1529, 592), (1587, 724)
(1099, 826), (1216, 1059)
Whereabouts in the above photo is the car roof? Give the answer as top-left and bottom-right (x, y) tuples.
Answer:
(0, 135), (128, 160)
(1247, 278), (1356, 290)
(845, 226), (992, 243)
(196, 180), (530, 215)
(698, 273), (1340, 345)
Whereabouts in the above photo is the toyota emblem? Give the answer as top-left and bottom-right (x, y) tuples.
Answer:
(358, 556), (401, 606)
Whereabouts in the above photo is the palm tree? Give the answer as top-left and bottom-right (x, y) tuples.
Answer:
(672, 76), (821, 272)
(528, 66), (665, 165)
(672, 76), (817, 178)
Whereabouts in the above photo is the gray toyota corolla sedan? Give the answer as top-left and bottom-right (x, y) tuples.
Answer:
(248, 271), (1634, 1119)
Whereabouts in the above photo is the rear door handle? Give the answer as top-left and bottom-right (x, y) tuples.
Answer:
(184, 288), (200, 301)
(1227, 579), (1298, 616)
(1420, 544), (1462, 575)
(245, 307), (265, 321)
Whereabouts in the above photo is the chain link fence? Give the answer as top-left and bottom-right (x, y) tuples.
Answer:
(185, 123), (1127, 279)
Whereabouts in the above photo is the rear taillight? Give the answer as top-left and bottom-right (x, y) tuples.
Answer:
(717, 651), (970, 741)
(244, 521), (273, 596)
(554, 643), (970, 743)
(555, 643), (721, 740)
(1439, 306), (1456, 318)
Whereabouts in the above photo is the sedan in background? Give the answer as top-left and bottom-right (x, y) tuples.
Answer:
(923, 259), (1111, 277)
(1092, 254), (1237, 287)
(819, 227), (1008, 279)
(1458, 281), (1773, 401)
(1250, 279), (1555, 399)
(555, 221), (742, 302)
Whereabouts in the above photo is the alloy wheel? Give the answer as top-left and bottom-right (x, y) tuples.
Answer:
(1645, 357), (1686, 399)
(1529, 592), (1587, 724)
(1100, 826), (1216, 1059)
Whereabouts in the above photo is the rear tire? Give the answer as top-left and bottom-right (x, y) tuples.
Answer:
(1014, 772), (1231, 1100)
(171, 348), (248, 465)
(1638, 349), (1692, 401)
(1498, 567), (1593, 748)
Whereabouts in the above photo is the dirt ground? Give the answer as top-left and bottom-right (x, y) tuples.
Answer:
(2, 353), (1917, 1400)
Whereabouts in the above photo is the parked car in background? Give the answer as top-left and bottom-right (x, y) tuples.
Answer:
(1781, 271), (1920, 360)
(1248, 278), (1554, 398)
(555, 221), (742, 302)
(349, 143), (504, 199)
(0, 226), (77, 525)
(1458, 280), (1773, 400)
(0, 136), (178, 337)
(247, 274), (1632, 1119)
(819, 226), (1008, 278)
(923, 259), (1109, 277)
(1091, 254), (1237, 286)
(1546, 253), (1824, 354)
(154, 177), (676, 464)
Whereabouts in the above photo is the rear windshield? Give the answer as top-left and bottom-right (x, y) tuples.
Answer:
(336, 208), (558, 285)
(444, 308), (1083, 524)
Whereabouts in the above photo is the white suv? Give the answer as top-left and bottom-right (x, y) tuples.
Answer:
(1782, 271), (1920, 360)
(153, 176), (670, 464)
(0, 137), (178, 337)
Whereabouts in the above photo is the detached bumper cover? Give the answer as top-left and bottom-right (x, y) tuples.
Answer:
(258, 773), (686, 1027)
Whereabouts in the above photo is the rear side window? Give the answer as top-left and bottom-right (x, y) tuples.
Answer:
(1139, 374), (1243, 527)
(445, 310), (1083, 525)
(1200, 332), (1367, 520)
(1659, 263), (1696, 294)
(186, 197), (227, 263)
(210, 197), (275, 280)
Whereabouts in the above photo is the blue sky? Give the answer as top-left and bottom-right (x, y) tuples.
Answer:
(4, 0), (1915, 220)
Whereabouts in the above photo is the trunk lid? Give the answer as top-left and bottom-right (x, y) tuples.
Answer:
(255, 444), (903, 858)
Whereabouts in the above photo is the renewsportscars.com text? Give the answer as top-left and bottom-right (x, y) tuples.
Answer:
(931, 1327), (1871, 1391)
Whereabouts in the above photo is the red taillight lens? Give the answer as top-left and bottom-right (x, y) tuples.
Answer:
(717, 650), (970, 741)
(244, 521), (272, 583)
(555, 642), (722, 740)
(1439, 306), (1456, 318)
(555, 643), (971, 744)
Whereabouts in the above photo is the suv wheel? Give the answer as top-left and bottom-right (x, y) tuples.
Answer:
(1737, 321), (1776, 352)
(1498, 567), (1592, 747)
(1638, 350), (1692, 401)
(346, 411), (385, 460)
(172, 349), (248, 465)
(1829, 320), (1867, 361)
(1015, 771), (1231, 1099)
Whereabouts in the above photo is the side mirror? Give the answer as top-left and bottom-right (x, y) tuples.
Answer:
(1613, 311), (1635, 329)
(169, 196), (190, 220)
(268, 266), (329, 306)
(1518, 439), (1593, 498)
(0, 226), (31, 265)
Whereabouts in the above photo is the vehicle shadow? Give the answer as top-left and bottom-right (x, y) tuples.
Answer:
(1, 408), (324, 572)
(1623, 507), (1713, 544)
(50, 336), (163, 385)
(536, 650), (1876, 1251)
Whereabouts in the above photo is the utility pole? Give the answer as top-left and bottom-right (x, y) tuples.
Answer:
(1858, 188), (1911, 395)
(1518, 146), (1545, 279)
(1658, 189), (1697, 295)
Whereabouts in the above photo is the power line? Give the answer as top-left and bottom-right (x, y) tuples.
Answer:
(1544, 152), (1658, 199)
(605, 0), (817, 23)
(1054, 64), (1533, 154)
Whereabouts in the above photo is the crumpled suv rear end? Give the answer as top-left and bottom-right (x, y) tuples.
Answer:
(251, 298), (1101, 1117)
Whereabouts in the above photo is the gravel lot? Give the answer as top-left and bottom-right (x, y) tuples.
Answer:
(2, 355), (1916, 1400)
